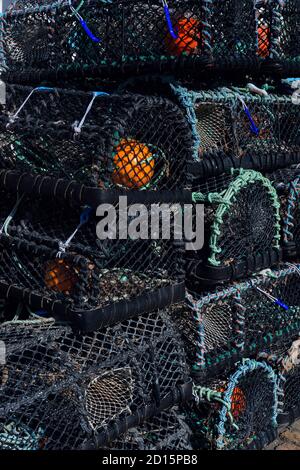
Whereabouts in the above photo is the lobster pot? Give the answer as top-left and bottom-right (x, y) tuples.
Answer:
(104, 407), (193, 450)
(1, 1), (284, 82)
(177, 264), (300, 379)
(272, 0), (300, 74)
(187, 169), (281, 285)
(267, 167), (300, 259)
(186, 359), (278, 450)
(0, 85), (193, 190)
(0, 310), (191, 450)
(176, 86), (300, 178)
(0, 0), (207, 83)
(0, 172), (187, 331)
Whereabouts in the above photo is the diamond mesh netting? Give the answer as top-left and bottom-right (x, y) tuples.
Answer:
(1, 0), (208, 82)
(188, 169), (281, 284)
(0, 176), (186, 330)
(104, 407), (193, 450)
(267, 167), (300, 259)
(179, 264), (300, 378)
(176, 86), (300, 179)
(260, 337), (300, 426)
(0, 309), (190, 450)
(271, 0), (300, 74)
(185, 359), (278, 450)
(0, 85), (193, 190)
(1, 1), (287, 83)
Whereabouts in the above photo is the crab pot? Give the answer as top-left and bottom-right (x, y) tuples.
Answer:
(176, 264), (300, 379)
(0, 171), (189, 331)
(175, 86), (300, 179)
(0, 0), (209, 83)
(185, 359), (278, 450)
(0, 310), (191, 450)
(0, 85), (193, 190)
(104, 407), (193, 450)
(187, 169), (282, 285)
(271, 0), (300, 75)
(0, 1), (285, 84)
(267, 167), (300, 259)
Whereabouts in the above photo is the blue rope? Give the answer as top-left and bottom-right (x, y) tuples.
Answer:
(216, 359), (278, 449)
(68, 0), (101, 43)
(162, 0), (178, 39)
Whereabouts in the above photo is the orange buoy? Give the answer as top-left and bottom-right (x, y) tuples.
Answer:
(45, 259), (78, 293)
(166, 17), (200, 56)
(112, 138), (155, 189)
(219, 386), (246, 419)
(258, 25), (270, 58)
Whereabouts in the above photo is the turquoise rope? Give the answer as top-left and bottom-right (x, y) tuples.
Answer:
(216, 359), (278, 450)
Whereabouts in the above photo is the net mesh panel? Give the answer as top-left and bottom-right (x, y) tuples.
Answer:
(210, 0), (272, 62)
(0, 310), (188, 450)
(172, 302), (236, 376)
(241, 272), (300, 348)
(216, 180), (277, 265)
(196, 103), (235, 159)
(0, 191), (184, 314)
(281, 364), (300, 416)
(104, 407), (193, 450)
(258, 337), (300, 422)
(277, 0), (300, 62)
(193, 90), (300, 163)
(185, 362), (277, 450)
(189, 171), (279, 269)
(182, 266), (300, 376)
(2, 1), (287, 80)
(268, 167), (300, 250)
(0, 85), (192, 190)
(270, 338), (300, 420)
(1, 0), (206, 79)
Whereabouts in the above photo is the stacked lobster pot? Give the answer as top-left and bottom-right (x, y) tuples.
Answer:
(169, 81), (300, 449)
(0, 85), (196, 447)
(1, 0), (300, 84)
(1, 0), (300, 452)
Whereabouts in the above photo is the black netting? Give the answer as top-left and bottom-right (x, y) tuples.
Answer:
(1, 0), (207, 81)
(0, 309), (189, 450)
(274, 0), (300, 71)
(3, 1), (294, 81)
(267, 167), (300, 257)
(190, 89), (300, 171)
(185, 360), (278, 450)
(281, 366), (300, 417)
(181, 265), (300, 377)
(210, 0), (272, 64)
(0, 188), (185, 327)
(274, 338), (300, 422)
(187, 169), (280, 284)
(104, 407), (193, 450)
(0, 85), (193, 191)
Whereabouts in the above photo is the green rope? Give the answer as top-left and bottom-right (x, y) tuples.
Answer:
(192, 385), (239, 431)
(208, 169), (281, 266)
(192, 191), (230, 205)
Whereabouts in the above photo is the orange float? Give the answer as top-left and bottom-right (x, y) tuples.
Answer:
(166, 17), (200, 56)
(112, 138), (155, 189)
(45, 259), (78, 293)
(257, 25), (270, 58)
(219, 386), (246, 419)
